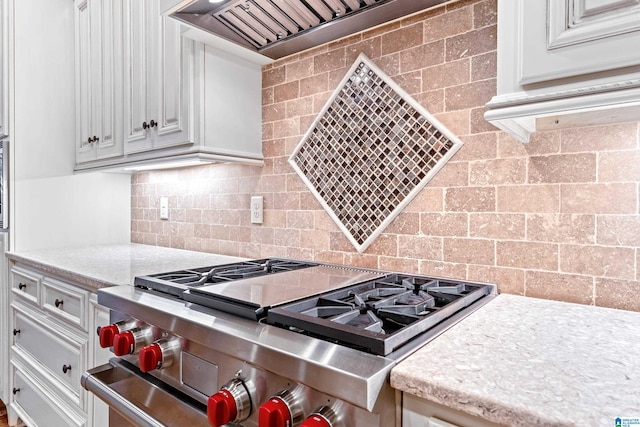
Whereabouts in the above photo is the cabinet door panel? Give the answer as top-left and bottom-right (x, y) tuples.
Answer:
(124, 0), (152, 152)
(13, 309), (84, 401)
(520, 0), (640, 84)
(95, 0), (123, 159)
(12, 367), (85, 427)
(75, 0), (94, 163)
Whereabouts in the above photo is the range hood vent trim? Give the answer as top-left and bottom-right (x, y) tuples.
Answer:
(170, 0), (452, 60)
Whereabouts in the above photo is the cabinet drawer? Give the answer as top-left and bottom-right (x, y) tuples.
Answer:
(42, 277), (89, 330)
(13, 309), (85, 401)
(12, 366), (85, 427)
(11, 267), (41, 305)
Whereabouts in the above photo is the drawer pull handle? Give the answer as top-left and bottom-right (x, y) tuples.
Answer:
(62, 364), (72, 374)
(18, 283), (27, 290)
(55, 298), (64, 308)
(13, 329), (20, 336)
(12, 387), (20, 395)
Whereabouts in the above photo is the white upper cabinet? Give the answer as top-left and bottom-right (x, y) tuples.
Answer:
(123, 0), (192, 154)
(1, 0), (8, 140)
(485, 0), (640, 142)
(74, 0), (124, 163)
(74, 0), (264, 172)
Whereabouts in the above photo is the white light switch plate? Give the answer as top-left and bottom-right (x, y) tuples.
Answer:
(160, 197), (169, 220)
(251, 196), (263, 224)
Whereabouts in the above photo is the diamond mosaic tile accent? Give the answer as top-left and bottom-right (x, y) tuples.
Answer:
(289, 54), (463, 253)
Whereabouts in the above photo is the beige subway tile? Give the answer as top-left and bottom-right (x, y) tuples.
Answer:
(474, 0), (497, 28)
(328, 66), (350, 89)
(218, 240), (240, 257)
(415, 89), (445, 114)
(185, 209), (203, 224)
(560, 244), (635, 279)
(314, 251), (345, 265)
(346, 36), (382, 62)
(386, 212), (420, 235)
(528, 153), (596, 184)
(497, 241), (558, 270)
(469, 158), (526, 185)
(561, 183), (637, 214)
(300, 229), (330, 250)
(286, 97), (314, 119)
(273, 81), (299, 103)
(251, 227), (275, 245)
(525, 271), (593, 305)
(469, 213), (525, 240)
(273, 192), (301, 210)
(262, 87), (274, 106)
(262, 122), (274, 141)
(329, 231), (353, 252)
(445, 186), (496, 212)
(597, 215), (640, 246)
(272, 118), (300, 139)
(394, 70), (422, 96)
(300, 73), (329, 98)
(561, 123), (639, 152)
(157, 235), (172, 248)
(239, 242), (261, 258)
(467, 265), (524, 295)
(421, 58), (469, 91)
(313, 91), (332, 114)
(376, 53), (401, 77)
(285, 57), (314, 82)
(471, 51), (496, 81)
(430, 160), (469, 188)
(274, 228), (300, 247)
(219, 210), (241, 226)
(421, 212), (468, 237)
(445, 25), (496, 61)
(285, 174), (307, 193)
(406, 187), (444, 212)
(300, 192), (322, 210)
(264, 210), (286, 228)
(314, 212), (340, 232)
(470, 107), (498, 134)
(434, 110), (470, 137)
(595, 278), (640, 311)
(398, 235), (443, 260)
(286, 211), (314, 229)
(420, 260), (468, 279)
(400, 40), (445, 74)
(445, 78), (496, 111)
(599, 150), (640, 182)
(443, 237), (494, 265)
(286, 246), (314, 260)
(185, 238), (203, 253)
(379, 256), (419, 273)
(262, 65), (285, 88)
(344, 253), (380, 269)
(455, 133), (497, 161)
(259, 244), (288, 258)
(313, 48), (346, 74)
(366, 234), (398, 257)
(497, 185), (559, 213)
(381, 23), (424, 56)
(424, 5), (472, 42)
(527, 214), (595, 244)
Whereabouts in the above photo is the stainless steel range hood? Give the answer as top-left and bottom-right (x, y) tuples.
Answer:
(169, 0), (450, 60)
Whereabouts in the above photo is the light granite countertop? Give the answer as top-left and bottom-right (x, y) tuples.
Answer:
(391, 294), (640, 426)
(7, 243), (245, 290)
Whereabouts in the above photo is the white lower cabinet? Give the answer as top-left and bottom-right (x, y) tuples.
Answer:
(8, 262), (111, 427)
(402, 393), (500, 427)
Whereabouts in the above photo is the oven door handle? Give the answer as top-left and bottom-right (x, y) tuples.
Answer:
(81, 359), (209, 427)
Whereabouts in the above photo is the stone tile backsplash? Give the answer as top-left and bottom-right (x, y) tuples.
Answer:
(132, 0), (640, 312)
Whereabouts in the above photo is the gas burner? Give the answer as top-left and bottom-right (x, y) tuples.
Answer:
(134, 258), (318, 298)
(268, 274), (494, 355)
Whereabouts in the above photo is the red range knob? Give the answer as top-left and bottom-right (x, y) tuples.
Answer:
(138, 343), (163, 373)
(98, 325), (119, 348)
(259, 397), (291, 427)
(112, 331), (135, 356)
(208, 389), (238, 427)
(301, 414), (331, 427)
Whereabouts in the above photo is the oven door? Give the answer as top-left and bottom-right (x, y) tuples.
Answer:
(82, 358), (210, 427)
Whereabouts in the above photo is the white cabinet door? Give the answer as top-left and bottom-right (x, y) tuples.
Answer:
(519, 0), (640, 84)
(124, 0), (193, 154)
(75, 0), (124, 164)
(0, 0), (8, 140)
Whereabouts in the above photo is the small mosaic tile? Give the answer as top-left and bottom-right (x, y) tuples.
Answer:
(289, 53), (463, 252)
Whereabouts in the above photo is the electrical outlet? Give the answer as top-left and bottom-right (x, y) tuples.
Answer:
(160, 197), (169, 220)
(251, 196), (263, 224)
